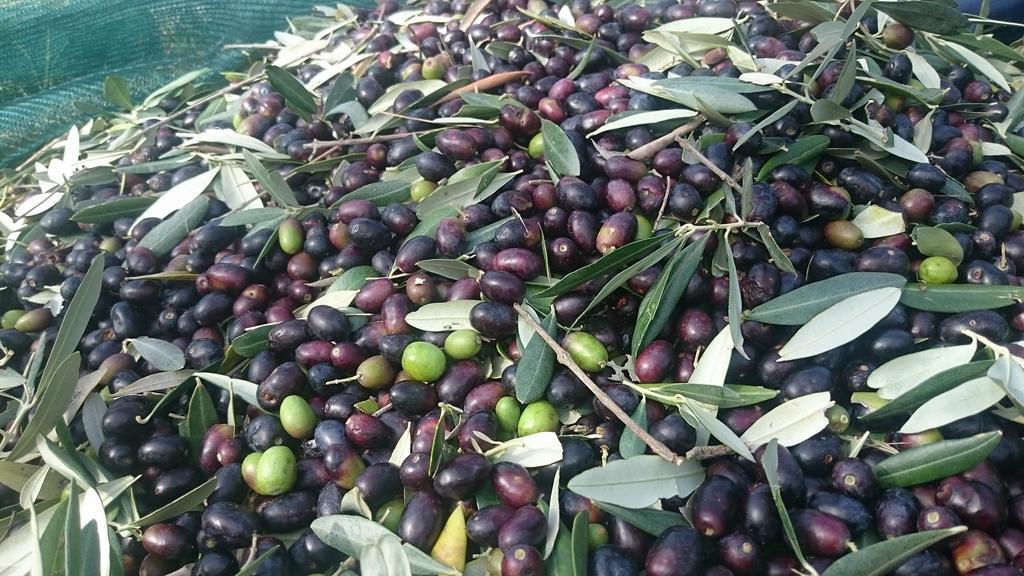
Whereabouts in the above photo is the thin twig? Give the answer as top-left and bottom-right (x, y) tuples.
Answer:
(513, 304), (686, 465)
(677, 138), (743, 192)
(627, 116), (704, 161)
(684, 445), (734, 460)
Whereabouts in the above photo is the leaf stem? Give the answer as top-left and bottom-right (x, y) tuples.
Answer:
(512, 304), (686, 465)
(627, 116), (704, 161)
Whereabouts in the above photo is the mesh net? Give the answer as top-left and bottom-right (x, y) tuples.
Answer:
(0, 0), (330, 167)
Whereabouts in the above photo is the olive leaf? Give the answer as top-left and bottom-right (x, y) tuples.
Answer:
(632, 235), (708, 356)
(864, 360), (994, 424)
(988, 356), (1024, 414)
(723, 232), (746, 358)
(132, 168), (218, 230)
(193, 373), (260, 408)
(137, 195), (211, 257)
(868, 342), (978, 400)
(740, 392), (834, 449)
(824, 527), (967, 576)
(574, 236), (685, 324)
(489, 432), (564, 468)
(872, 432), (1002, 488)
(876, 1), (969, 33)
(243, 150), (299, 207)
(756, 135), (830, 180)
(111, 370), (195, 397)
(516, 313), (558, 403)
(415, 259), (481, 280)
(538, 235), (669, 298)
(593, 501), (690, 536)
(72, 197), (156, 224)
(778, 287), (901, 361)
(566, 455), (705, 509)
(312, 515), (459, 575)
(618, 399), (649, 459)
(588, 109), (698, 137)
(220, 207), (288, 227)
(405, 300), (484, 332)
(265, 65), (317, 121)
(899, 283), (1024, 312)
(227, 324), (275, 358)
(911, 226), (963, 265)
(126, 337), (186, 371)
(103, 76), (132, 110)
(900, 376), (1005, 434)
(128, 477), (217, 528)
(680, 401), (754, 461)
(762, 439), (814, 571)
(336, 181), (411, 207)
(541, 119), (580, 177)
(183, 384), (218, 468)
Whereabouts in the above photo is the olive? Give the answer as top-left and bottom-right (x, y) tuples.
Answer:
(591, 545), (639, 576)
(831, 457), (878, 500)
(692, 475), (741, 538)
(434, 452), (492, 501)
(253, 445), (297, 496)
(952, 530), (1006, 574)
(138, 435), (190, 469)
(502, 544), (546, 576)
(518, 400), (560, 436)
(564, 331), (608, 372)
(470, 302), (517, 338)
(493, 462), (539, 508)
(200, 502), (260, 549)
(444, 329), (482, 359)
(645, 526), (702, 576)
(191, 550), (240, 576)
(258, 490), (317, 532)
(257, 361), (305, 410)
(324, 443), (365, 489)
(280, 395), (317, 439)
(479, 270), (526, 304)
(399, 490), (447, 551)
(876, 488), (921, 539)
(498, 505), (547, 551)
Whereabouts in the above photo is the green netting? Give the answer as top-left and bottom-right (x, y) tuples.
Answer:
(0, 0), (331, 168)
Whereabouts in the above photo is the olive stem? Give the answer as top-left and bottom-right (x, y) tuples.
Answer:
(626, 116), (704, 161)
(512, 303), (687, 465)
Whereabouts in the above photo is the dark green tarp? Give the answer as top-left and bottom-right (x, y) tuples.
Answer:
(0, 0), (329, 167)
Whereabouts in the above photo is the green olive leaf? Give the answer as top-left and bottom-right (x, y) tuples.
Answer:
(873, 432), (1002, 488)
(516, 313), (558, 404)
(265, 65), (317, 121)
(822, 527), (967, 576)
(632, 234), (708, 356)
(541, 119), (580, 177)
(748, 272), (906, 325)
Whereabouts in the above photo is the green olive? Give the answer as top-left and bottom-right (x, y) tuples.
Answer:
(254, 445), (297, 496)
(401, 341), (448, 382)
(918, 256), (958, 284)
(14, 308), (53, 333)
(375, 497), (406, 533)
(1, 310), (25, 330)
(518, 400), (560, 436)
(825, 405), (850, 434)
(411, 180), (437, 202)
(527, 132), (545, 159)
(278, 217), (305, 255)
(422, 56), (446, 80)
(495, 396), (522, 433)
(563, 331), (608, 372)
(280, 395), (317, 439)
(634, 213), (653, 240)
(588, 523), (610, 549)
(241, 451), (262, 490)
(444, 329), (482, 360)
(357, 355), (397, 390)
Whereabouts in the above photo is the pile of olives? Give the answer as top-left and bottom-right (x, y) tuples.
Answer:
(5, 0), (1024, 574)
